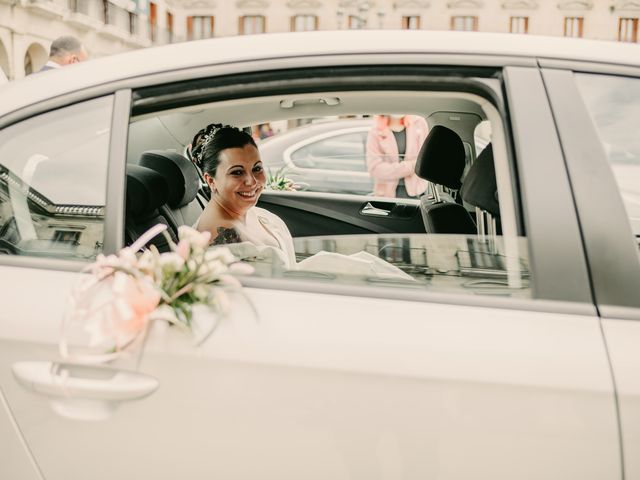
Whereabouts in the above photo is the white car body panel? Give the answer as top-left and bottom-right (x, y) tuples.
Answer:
(602, 318), (640, 480)
(0, 389), (41, 480)
(0, 266), (620, 479)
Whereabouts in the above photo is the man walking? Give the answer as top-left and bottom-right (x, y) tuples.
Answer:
(38, 36), (88, 72)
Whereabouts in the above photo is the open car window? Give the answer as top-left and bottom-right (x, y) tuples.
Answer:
(127, 84), (531, 302)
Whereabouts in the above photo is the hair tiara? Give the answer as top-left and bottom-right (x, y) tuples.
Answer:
(192, 123), (234, 166)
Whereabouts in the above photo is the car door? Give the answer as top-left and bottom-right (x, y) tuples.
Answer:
(541, 63), (640, 480)
(258, 190), (426, 237)
(0, 59), (620, 480)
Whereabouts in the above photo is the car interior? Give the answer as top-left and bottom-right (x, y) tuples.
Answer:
(124, 87), (530, 297)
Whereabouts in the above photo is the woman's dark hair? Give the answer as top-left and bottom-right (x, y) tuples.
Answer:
(193, 124), (257, 177)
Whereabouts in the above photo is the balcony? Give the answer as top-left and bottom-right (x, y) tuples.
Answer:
(64, 0), (103, 30)
(98, 2), (136, 41)
(25, 0), (67, 18)
(99, 23), (132, 41)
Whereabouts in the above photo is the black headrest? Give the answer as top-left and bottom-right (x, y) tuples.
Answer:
(139, 150), (200, 209)
(126, 164), (169, 218)
(415, 125), (466, 189)
(460, 144), (500, 217)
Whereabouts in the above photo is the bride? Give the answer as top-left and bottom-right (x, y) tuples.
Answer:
(192, 123), (414, 281)
(193, 124), (296, 269)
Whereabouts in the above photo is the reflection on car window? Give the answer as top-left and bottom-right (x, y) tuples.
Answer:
(576, 73), (640, 237)
(291, 132), (368, 172)
(258, 119), (374, 196)
(236, 232), (531, 298)
(0, 96), (113, 260)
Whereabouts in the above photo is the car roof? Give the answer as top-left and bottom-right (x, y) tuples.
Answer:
(2, 30), (639, 118)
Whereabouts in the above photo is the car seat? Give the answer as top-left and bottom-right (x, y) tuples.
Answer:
(139, 150), (205, 232)
(460, 143), (501, 242)
(414, 125), (476, 234)
(125, 164), (177, 252)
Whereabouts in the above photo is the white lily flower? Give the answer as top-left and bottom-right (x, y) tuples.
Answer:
(158, 252), (185, 272)
(193, 284), (211, 302)
(118, 248), (139, 269)
(178, 225), (211, 250)
(205, 246), (236, 265)
(138, 250), (157, 272)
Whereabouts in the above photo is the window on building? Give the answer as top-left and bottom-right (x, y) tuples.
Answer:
(510, 16), (528, 33)
(402, 15), (421, 30)
(129, 11), (138, 35)
(187, 16), (215, 40)
(68, 0), (89, 15)
(0, 97), (112, 260)
(240, 15), (266, 34)
(451, 16), (478, 31)
(348, 15), (363, 29)
(564, 16), (583, 37)
(167, 12), (174, 42)
(102, 1), (130, 31)
(149, 2), (157, 42)
(102, 0), (110, 24)
(619, 17), (638, 42)
(291, 14), (318, 31)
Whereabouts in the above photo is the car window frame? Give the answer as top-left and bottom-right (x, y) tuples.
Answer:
(541, 66), (640, 317)
(0, 55), (596, 315)
(503, 66), (593, 305)
(127, 63), (594, 312)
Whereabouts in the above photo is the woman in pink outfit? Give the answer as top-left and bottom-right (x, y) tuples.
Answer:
(365, 114), (429, 198)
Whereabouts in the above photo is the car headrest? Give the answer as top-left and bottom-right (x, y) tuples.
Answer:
(126, 164), (169, 218)
(460, 143), (500, 217)
(139, 150), (200, 209)
(415, 125), (466, 189)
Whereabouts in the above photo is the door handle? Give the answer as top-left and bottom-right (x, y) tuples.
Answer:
(12, 361), (159, 402)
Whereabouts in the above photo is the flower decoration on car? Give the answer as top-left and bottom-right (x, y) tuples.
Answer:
(61, 224), (253, 361)
(265, 166), (301, 192)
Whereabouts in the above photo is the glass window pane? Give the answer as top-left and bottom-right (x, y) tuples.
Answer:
(291, 133), (367, 172)
(576, 73), (640, 238)
(0, 96), (113, 260)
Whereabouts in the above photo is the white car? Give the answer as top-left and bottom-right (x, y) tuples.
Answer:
(1, 31), (640, 480)
(258, 118), (375, 195)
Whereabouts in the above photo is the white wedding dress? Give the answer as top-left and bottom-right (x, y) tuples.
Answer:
(197, 206), (412, 281)
(194, 206), (297, 270)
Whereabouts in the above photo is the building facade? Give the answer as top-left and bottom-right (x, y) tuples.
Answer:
(1, 0), (639, 80)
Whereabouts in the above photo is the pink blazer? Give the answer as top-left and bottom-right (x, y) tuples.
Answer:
(365, 116), (429, 198)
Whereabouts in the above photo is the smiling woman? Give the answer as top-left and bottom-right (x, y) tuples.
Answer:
(193, 124), (297, 267)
